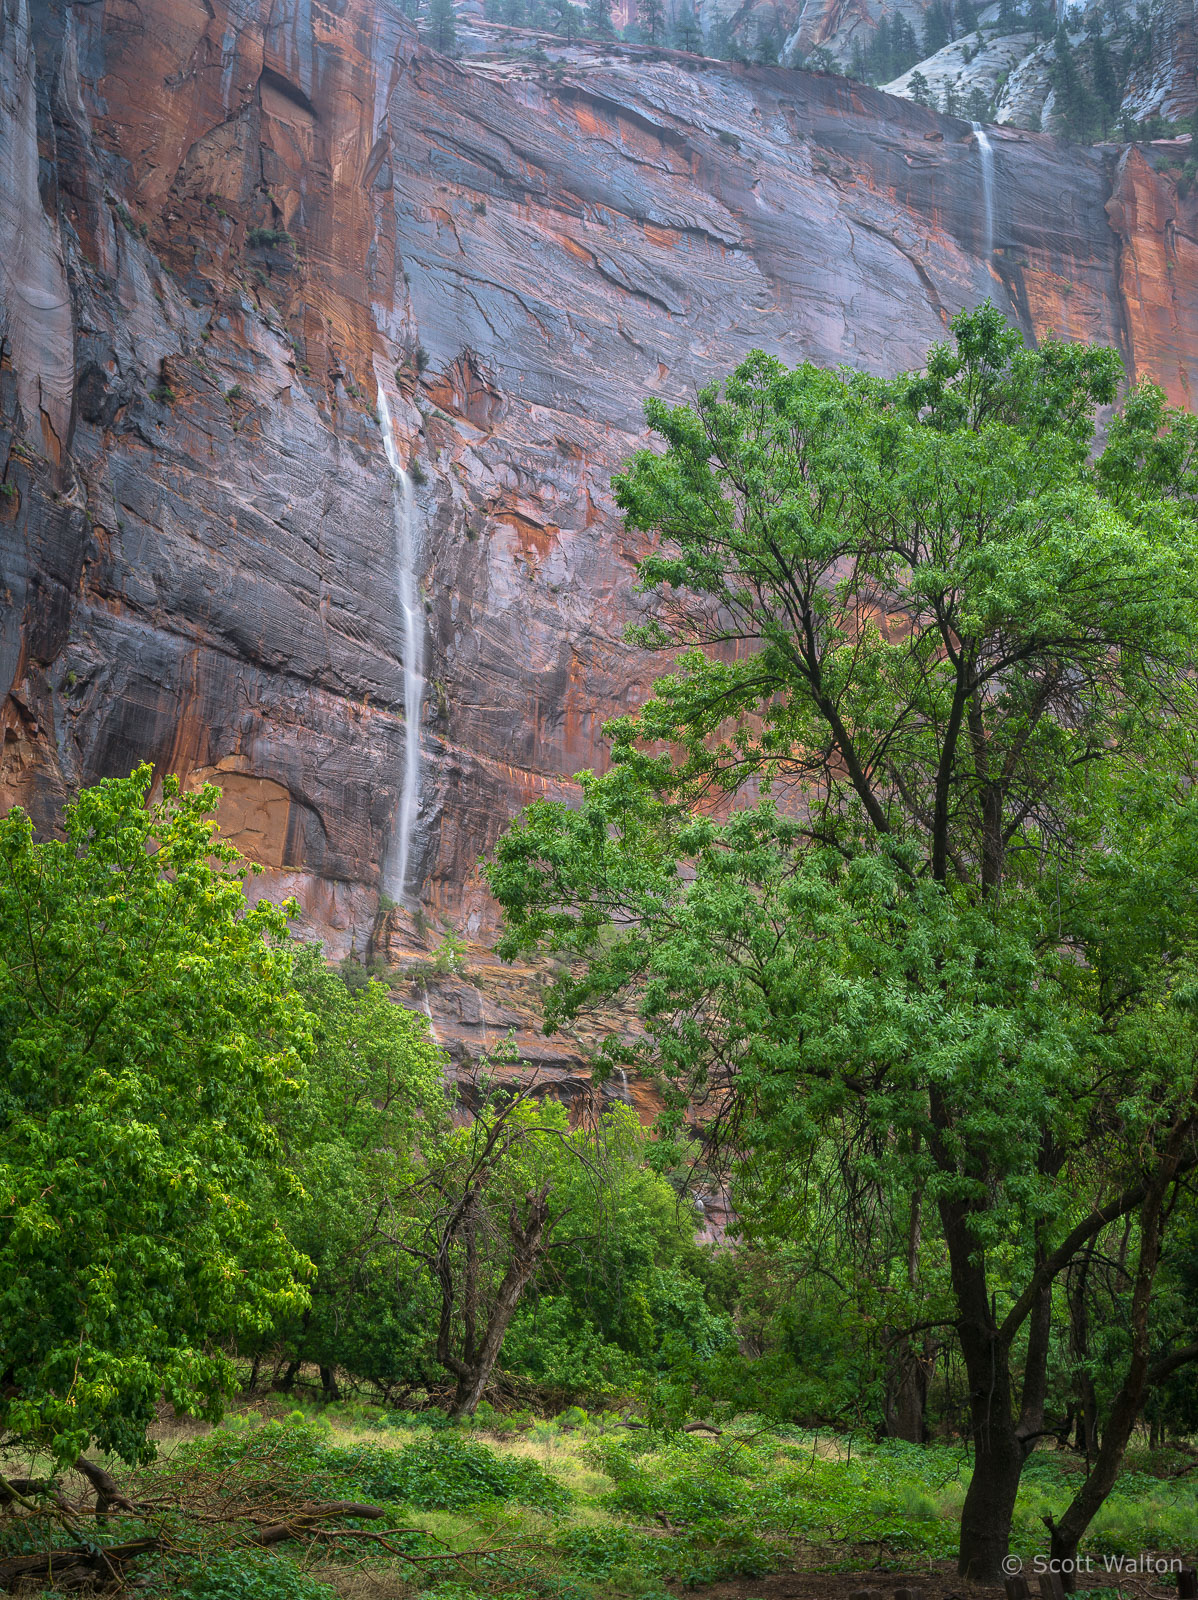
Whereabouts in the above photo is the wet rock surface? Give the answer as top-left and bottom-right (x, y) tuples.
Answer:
(3, 0), (1198, 987)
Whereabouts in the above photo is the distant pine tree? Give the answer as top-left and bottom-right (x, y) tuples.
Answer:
(710, 16), (748, 61)
(893, 16), (921, 75)
(805, 44), (841, 72)
(966, 85), (990, 120)
(553, 0), (583, 38)
(587, 0), (613, 34)
(922, 0), (951, 55)
(869, 13), (893, 77)
(1026, 0), (1052, 42)
(1050, 23), (1100, 141)
(673, 2), (702, 50)
(426, 0), (457, 52)
(955, 0), (979, 34)
(1087, 15), (1122, 131)
(908, 67), (933, 104)
(640, 0), (665, 43)
(756, 25), (781, 62)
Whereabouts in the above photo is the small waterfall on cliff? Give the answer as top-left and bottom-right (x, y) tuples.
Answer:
(972, 122), (996, 261)
(376, 385), (425, 903)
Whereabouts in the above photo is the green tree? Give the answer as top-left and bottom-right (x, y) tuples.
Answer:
(922, 0), (951, 54)
(907, 67), (933, 103)
(0, 768), (310, 1470)
(1026, 0), (1053, 42)
(393, 1080), (594, 1417)
(587, 0), (613, 35)
(868, 13), (892, 77)
(1087, 13), (1122, 131)
(804, 44), (840, 72)
(755, 24), (781, 63)
(1051, 24), (1099, 140)
(552, 0), (584, 38)
(640, 0), (665, 43)
(426, 0), (458, 53)
(893, 15), (921, 72)
(488, 308), (1198, 1578)
(966, 84), (991, 121)
(502, 1104), (734, 1411)
(673, 2), (702, 50)
(270, 948), (448, 1399)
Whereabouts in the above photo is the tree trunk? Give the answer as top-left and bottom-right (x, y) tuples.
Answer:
(320, 1365), (341, 1403)
(958, 1419), (1025, 1581)
(931, 1092), (1035, 1581)
(1067, 1240), (1099, 1460)
(883, 1339), (928, 1444)
(1047, 1120), (1191, 1587)
(447, 1187), (553, 1418)
(884, 1176), (932, 1444)
(937, 1181), (1029, 1579)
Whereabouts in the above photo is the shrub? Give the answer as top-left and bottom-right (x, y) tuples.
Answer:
(246, 227), (295, 249)
(179, 1420), (568, 1513)
(158, 1553), (336, 1600)
(323, 1434), (571, 1511)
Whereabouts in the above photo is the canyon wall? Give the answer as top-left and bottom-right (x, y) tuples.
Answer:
(3, 0), (1198, 970)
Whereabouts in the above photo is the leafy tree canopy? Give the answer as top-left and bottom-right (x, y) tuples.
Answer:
(487, 306), (1198, 1577)
(0, 767), (311, 1467)
(269, 947), (449, 1391)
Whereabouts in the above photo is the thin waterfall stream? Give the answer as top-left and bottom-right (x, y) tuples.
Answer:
(375, 383), (425, 903)
(972, 122), (996, 261)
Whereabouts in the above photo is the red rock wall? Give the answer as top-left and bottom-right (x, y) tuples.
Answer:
(2, 0), (1196, 956)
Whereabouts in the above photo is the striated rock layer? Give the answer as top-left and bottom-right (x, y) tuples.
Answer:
(3, 0), (1198, 974)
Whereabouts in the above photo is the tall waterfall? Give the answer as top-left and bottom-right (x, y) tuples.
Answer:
(375, 384), (425, 903)
(972, 122), (996, 261)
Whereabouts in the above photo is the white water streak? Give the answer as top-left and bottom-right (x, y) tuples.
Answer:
(972, 122), (996, 261)
(376, 385), (425, 903)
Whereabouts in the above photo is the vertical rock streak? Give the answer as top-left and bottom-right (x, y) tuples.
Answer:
(376, 384), (425, 903)
(972, 122), (996, 260)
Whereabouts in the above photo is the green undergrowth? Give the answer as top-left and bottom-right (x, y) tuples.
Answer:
(7, 1409), (1198, 1599)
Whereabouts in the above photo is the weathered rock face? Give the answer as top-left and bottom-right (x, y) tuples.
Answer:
(3, 0), (1198, 962)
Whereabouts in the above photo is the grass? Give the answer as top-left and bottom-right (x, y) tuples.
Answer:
(4, 1406), (1197, 1599)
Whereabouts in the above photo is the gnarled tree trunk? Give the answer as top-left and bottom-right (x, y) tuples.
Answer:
(439, 1185), (555, 1418)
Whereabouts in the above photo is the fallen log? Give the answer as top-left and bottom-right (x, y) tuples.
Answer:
(251, 1501), (389, 1546)
(0, 1536), (158, 1587)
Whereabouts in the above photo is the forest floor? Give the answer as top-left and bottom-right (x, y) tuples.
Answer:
(4, 1398), (1195, 1599)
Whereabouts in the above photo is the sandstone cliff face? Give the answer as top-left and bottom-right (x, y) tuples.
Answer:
(3, 0), (1198, 974)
